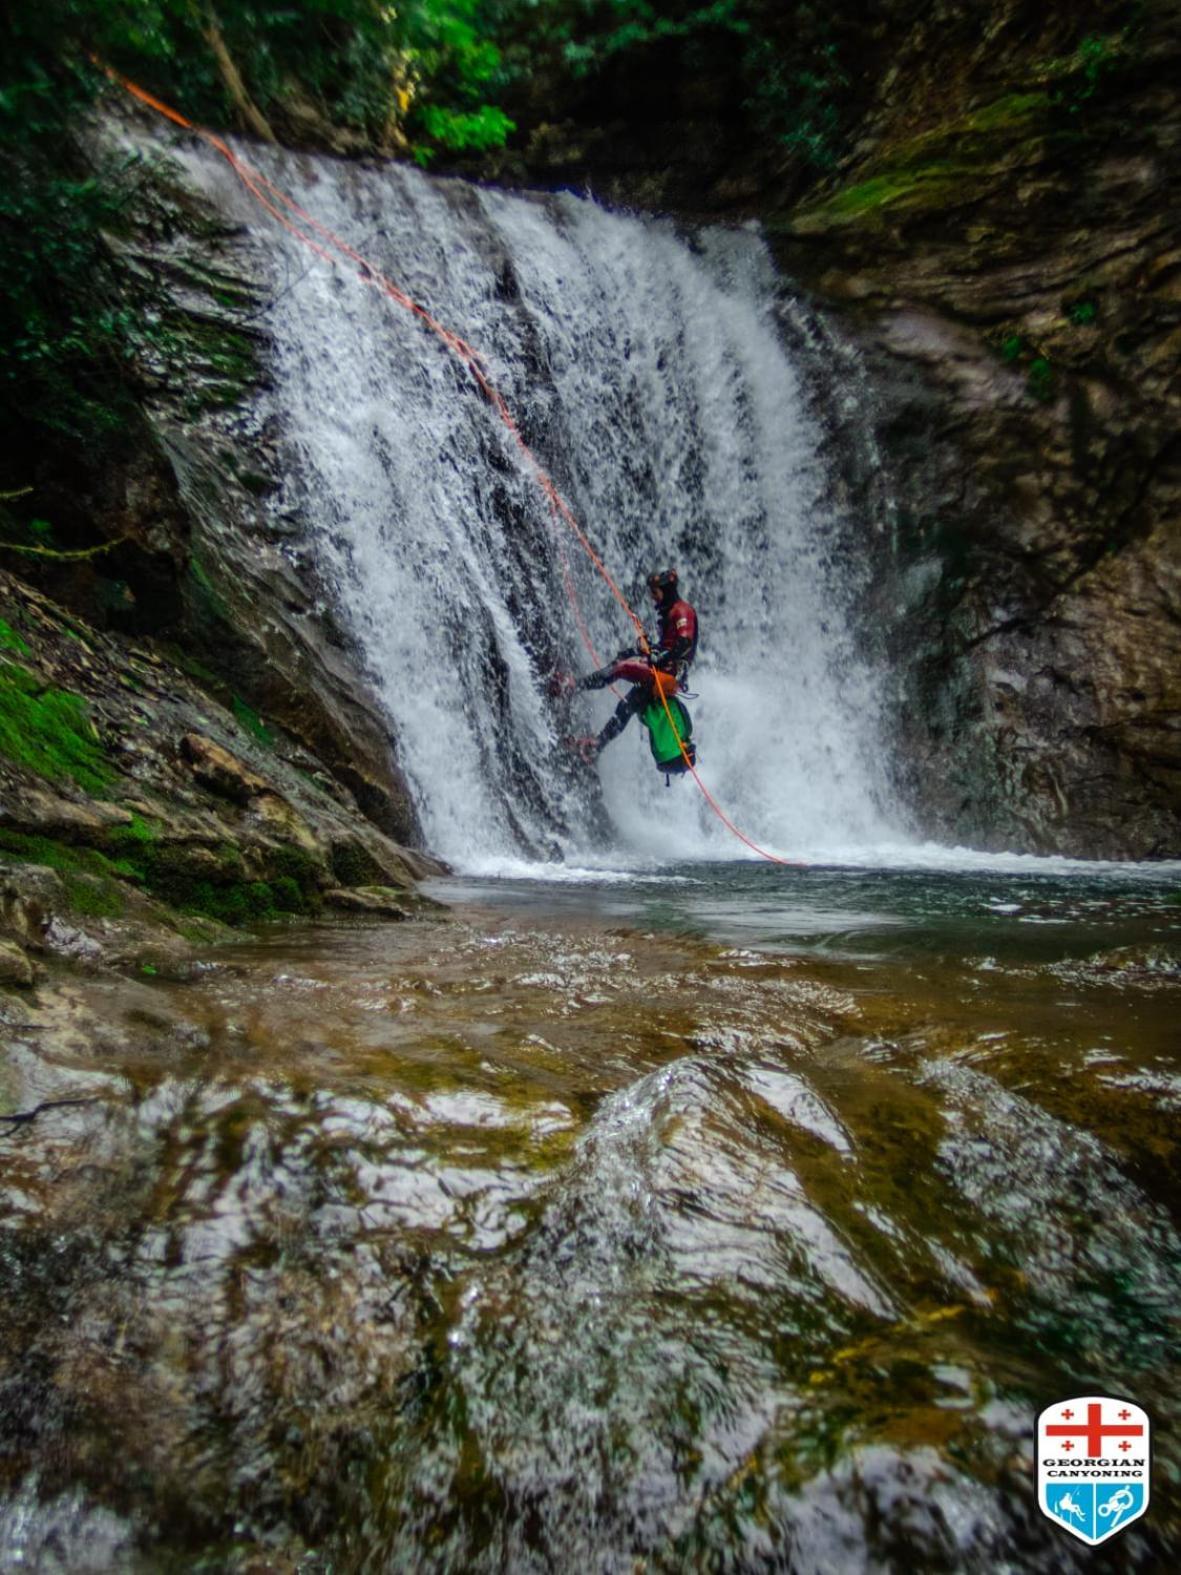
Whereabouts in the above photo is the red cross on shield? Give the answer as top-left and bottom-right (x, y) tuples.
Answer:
(1037, 1395), (1151, 1546)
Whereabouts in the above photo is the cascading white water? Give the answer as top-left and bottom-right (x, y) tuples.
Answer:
(178, 144), (903, 870)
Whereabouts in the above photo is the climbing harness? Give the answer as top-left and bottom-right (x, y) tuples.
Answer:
(100, 63), (802, 867)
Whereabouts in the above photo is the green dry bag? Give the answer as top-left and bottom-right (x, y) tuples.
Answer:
(640, 695), (695, 773)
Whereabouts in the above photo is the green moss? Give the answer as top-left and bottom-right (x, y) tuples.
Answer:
(187, 555), (231, 624)
(0, 811), (322, 933)
(794, 87), (1056, 234)
(0, 832), (127, 918)
(136, 843), (317, 927)
(63, 873), (125, 918)
(163, 644), (221, 689)
(330, 840), (384, 888)
(0, 618), (29, 654)
(232, 695), (276, 748)
(1027, 356), (1056, 402)
(1066, 296), (1098, 325)
(0, 829), (116, 876)
(806, 162), (972, 224)
(193, 879), (280, 926)
(161, 313), (259, 415)
(270, 843), (320, 885)
(271, 875), (304, 913)
(0, 661), (114, 795)
(963, 92), (1049, 131)
(176, 916), (229, 944)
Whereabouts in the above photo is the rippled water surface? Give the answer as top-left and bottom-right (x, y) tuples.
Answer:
(1, 863), (1178, 1570)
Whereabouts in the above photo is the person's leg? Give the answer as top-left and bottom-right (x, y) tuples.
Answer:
(578, 657), (653, 693)
(577, 663), (616, 693)
(596, 685), (647, 752)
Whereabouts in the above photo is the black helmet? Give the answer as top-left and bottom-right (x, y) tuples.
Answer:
(647, 568), (678, 600)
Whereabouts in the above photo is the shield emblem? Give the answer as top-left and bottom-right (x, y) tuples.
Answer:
(1037, 1395), (1151, 1545)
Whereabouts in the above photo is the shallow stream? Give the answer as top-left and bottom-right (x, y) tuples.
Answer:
(2, 859), (1178, 1569)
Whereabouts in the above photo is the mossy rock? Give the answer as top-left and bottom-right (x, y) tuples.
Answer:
(0, 660), (114, 796)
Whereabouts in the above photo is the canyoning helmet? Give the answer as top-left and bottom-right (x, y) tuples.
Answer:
(648, 568), (678, 606)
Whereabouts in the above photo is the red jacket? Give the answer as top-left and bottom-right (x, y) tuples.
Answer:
(658, 598), (698, 669)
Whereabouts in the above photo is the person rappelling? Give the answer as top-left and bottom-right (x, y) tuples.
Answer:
(551, 568), (699, 778)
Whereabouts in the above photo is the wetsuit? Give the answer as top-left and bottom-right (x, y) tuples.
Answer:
(579, 596), (699, 752)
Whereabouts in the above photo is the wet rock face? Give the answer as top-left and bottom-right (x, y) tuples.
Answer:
(767, 11), (1181, 855)
(34, 128), (424, 852)
(493, 3), (1181, 856)
(0, 569), (445, 978)
(769, 8), (1181, 855)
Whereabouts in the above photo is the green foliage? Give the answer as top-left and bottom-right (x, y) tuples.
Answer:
(1052, 32), (1121, 116)
(746, 30), (847, 170)
(232, 694), (276, 748)
(1066, 296), (1098, 326)
(0, 659), (114, 794)
(515, 1), (853, 172)
(1026, 356), (1055, 403)
(992, 332), (1057, 403)
(1000, 334), (1025, 363)
(555, 0), (750, 74)
(415, 103), (516, 157)
(0, 620), (30, 654)
(0, 0), (518, 451)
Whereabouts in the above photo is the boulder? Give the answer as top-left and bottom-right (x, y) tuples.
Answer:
(0, 862), (65, 949)
(324, 886), (412, 919)
(0, 939), (35, 988)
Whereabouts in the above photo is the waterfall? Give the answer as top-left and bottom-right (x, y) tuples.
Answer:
(173, 144), (902, 871)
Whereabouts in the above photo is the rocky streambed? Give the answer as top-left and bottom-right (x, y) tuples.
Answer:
(1, 874), (1178, 1570)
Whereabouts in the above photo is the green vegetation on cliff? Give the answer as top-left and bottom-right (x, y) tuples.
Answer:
(0, 0), (518, 459)
(0, 660), (114, 795)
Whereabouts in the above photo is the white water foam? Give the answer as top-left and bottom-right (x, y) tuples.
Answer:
(172, 140), (903, 871)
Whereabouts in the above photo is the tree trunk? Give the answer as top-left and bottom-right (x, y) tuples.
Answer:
(199, 4), (277, 143)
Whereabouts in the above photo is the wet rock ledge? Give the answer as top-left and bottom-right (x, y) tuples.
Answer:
(0, 569), (446, 984)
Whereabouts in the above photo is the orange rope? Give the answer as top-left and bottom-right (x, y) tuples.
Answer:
(101, 63), (799, 866)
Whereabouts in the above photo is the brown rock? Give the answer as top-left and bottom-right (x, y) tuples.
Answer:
(0, 938), (35, 987)
(327, 827), (447, 891)
(0, 862), (64, 948)
(1, 787), (132, 840)
(324, 887), (411, 919)
(180, 734), (269, 804)
(249, 791), (321, 853)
